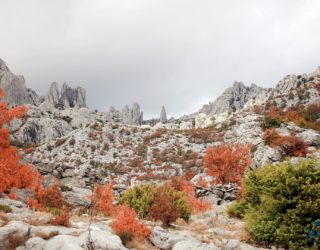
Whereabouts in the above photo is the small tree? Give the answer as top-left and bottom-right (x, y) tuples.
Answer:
(203, 144), (252, 186)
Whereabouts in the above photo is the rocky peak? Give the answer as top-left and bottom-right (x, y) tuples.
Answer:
(46, 82), (86, 109)
(199, 81), (265, 115)
(46, 82), (60, 105)
(160, 106), (167, 123)
(107, 103), (143, 125)
(0, 58), (38, 106)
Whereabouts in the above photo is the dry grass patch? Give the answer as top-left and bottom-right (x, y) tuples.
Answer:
(35, 230), (59, 240)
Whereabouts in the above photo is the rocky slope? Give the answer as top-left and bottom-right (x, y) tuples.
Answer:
(1, 58), (320, 250)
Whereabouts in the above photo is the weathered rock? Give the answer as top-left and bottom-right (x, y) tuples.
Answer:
(0, 221), (30, 249)
(298, 130), (320, 146)
(131, 102), (143, 125)
(41, 235), (84, 250)
(160, 106), (168, 123)
(150, 226), (196, 250)
(173, 240), (219, 250)
(252, 144), (282, 168)
(222, 239), (268, 250)
(179, 121), (193, 130)
(195, 113), (213, 128)
(63, 188), (92, 207)
(60, 82), (86, 109)
(24, 237), (47, 250)
(46, 82), (60, 106)
(0, 58), (38, 106)
(199, 82), (265, 115)
(13, 116), (71, 145)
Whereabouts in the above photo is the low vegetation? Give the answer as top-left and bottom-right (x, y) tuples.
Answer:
(262, 104), (320, 132)
(228, 159), (320, 249)
(263, 128), (308, 157)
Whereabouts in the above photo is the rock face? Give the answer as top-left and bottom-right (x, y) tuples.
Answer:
(46, 82), (60, 106)
(0, 58), (87, 109)
(0, 58), (38, 106)
(46, 82), (86, 109)
(199, 82), (265, 115)
(151, 226), (196, 250)
(108, 103), (143, 125)
(160, 106), (168, 123)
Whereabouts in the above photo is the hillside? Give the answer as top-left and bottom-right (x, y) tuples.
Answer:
(0, 58), (320, 250)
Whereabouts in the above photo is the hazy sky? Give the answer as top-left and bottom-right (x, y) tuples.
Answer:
(1, 0), (320, 118)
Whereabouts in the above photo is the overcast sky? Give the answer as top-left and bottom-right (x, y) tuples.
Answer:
(1, 0), (320, 118)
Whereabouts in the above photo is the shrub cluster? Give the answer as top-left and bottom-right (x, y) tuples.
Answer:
(263, 129), (308, 157)
(262, 104), (320, 132)
(120, 178), (209, 227)
(228, 159), (320, 249)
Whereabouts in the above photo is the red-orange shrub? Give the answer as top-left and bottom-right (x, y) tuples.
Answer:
(50, 207), (70, 227)
(37, 184), (64, 209)
(92, 184), (114, 215)
(170, 177), (211, 214)
(263, 128), (283, 147)
(203, 144), (252, 186)
(263, 129), (308, 157)
(148, 185), (190, 226)
(111, 205), (150, 241)
(279, 134), (308, 157)
(0, 88), (42, 194)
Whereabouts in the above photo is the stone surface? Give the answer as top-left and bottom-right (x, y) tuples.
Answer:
(150, 226), (196, 250)
(199, 82), (265, 115)
(160, 106), (168, 123)
(0, 221), (31, 249)
(173, 240), (219, 250)
(0, 58), (38, 106)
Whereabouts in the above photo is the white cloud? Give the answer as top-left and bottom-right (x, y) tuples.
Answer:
(0, 0), (320, 118)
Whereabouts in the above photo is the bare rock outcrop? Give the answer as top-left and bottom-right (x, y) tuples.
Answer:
(199, 82), (265, 115)
(0, 58), (38, 106)
(108, 103), (143, 125)
(47, 82), (86, 109)
(160, 106), (168, 123)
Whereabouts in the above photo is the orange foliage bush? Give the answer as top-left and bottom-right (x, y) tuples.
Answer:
(111, 205), (150, 241)
(148, 185), (190, 226)
(27, 198), (42, 210)
(92, 184), (114, 216)
(170, 177), (211, 214)
(37, 184), (64, 209)
(263, 128), (283, 147)
(278, 134), (308, 157)
(0, 88), (42, 194)
(264, 104), (320, 132)
(263, 129), (308, 157)
(204, 144), (252, 186)
(50, 207), (71, 227)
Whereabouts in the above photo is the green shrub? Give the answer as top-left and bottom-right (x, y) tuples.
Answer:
(261, 116), (283, 130)
(119, 184), (155, 219)
(229, 159), (320, 249)
(0, 204), (12, 213)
